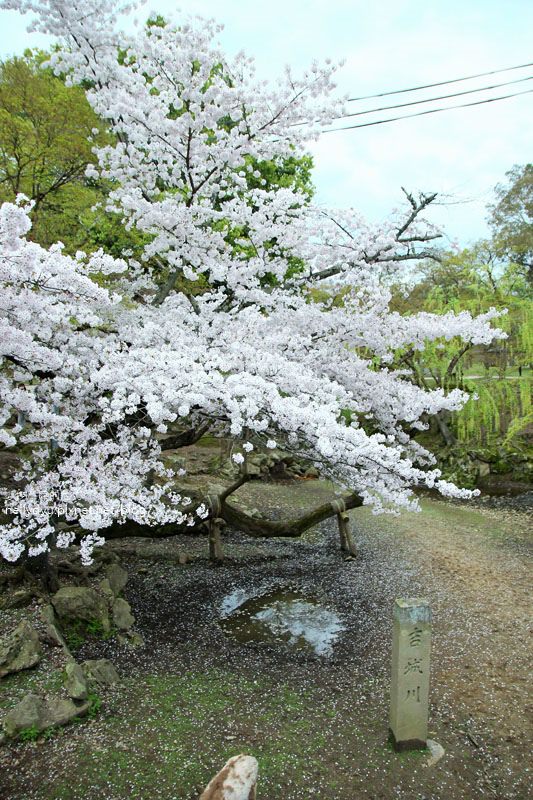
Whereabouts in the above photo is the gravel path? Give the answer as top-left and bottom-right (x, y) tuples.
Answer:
(0, 485), (531, 800)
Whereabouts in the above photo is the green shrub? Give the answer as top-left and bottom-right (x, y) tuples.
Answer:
(19, 724), (40, 742)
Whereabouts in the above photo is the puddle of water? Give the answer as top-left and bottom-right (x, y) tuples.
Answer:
(219, 589), (345, 656)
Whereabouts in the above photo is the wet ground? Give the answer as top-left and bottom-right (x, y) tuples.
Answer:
(0, 478), (531, 800)
(219, 587), (345, 655)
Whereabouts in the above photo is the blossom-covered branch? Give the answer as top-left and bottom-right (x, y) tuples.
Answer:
(0, 0), (505, 565)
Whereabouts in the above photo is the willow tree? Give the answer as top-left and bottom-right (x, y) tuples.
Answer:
(390, 240), (532, 448)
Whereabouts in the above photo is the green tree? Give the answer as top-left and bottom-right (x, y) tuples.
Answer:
(0, 51), (107, 251)
(488, 163), (533, 286)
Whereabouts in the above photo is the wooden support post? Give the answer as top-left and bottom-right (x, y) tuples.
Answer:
(331, 500), (356, 556)
(208, 517), (225, 562)
(339, 512), (357, 557)
(207, 494), (224, 562)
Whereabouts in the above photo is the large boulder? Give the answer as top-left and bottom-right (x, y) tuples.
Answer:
(2, 693), (43, 737)
(112, 597), (135, 631)
(0, 621), (42, 678)
(2, 693), (90, 739)
(200, 755), (258, 800)
(51, 587), (110, 633)
(81, 658), (119, 688)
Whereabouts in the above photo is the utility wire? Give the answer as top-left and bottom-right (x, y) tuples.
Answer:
(338, 75), (533, 120)
(324, 87), (533, 132)
(347, 60), (533, 102)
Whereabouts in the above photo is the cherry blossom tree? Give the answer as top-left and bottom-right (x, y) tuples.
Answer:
(0, 0), (505, 571)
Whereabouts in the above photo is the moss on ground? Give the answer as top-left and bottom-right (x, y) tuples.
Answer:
(32, 668), (383, 800)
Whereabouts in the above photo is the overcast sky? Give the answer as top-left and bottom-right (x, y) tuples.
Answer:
(1, 0), (531, 247)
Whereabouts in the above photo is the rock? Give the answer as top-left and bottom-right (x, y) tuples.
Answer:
(2, 693), (43, 737)
(2, 693), (90, 740)
(51, 587), (110, 633)
(112, 597), (135, 630)
(117, 631), (144, 648)
(98, 578), (114, 600)
(82, 658), (119, 688)
(0, 621), (42, 678)
(425, 739), (445, 767)
(200, 754), (258, 800)
(2, 589), (33, 609)
(127, 631), (144, 648)
(245, 461), (262, 477)
(41, 603), (56, 626)
(31, 695), (90, 731)
(105, 563), (128, 596)
(64, 661), (88, 701)
(41, 605), (70, 653)
(288, 464), (304, 475)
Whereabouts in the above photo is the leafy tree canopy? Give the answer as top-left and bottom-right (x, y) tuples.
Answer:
(488, 163), (533, 285)
(0, 50), (109, 250)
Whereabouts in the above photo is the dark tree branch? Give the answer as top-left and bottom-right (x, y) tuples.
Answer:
(446, 343), (473, 379)
(396, 188), (437, 240)
(221, 492), (363, 538)
(98, 483), (363, 542)
(159, 421), (211, 450)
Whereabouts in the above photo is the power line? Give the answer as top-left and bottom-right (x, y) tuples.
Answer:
(338, 75), (533, 120)
(323, 87), (533, 133)
(347, 60), (533, 102)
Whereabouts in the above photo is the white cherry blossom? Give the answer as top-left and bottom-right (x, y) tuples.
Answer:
(0, 1), (504, 563)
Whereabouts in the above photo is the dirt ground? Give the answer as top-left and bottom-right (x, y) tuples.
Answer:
(0, 476), (531, 800)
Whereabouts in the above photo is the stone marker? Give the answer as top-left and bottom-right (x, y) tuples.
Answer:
(389, 598), (431, 751)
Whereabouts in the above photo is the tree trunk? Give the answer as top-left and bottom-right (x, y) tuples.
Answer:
(23, 550), (59, 594)
(221, 493), (363, 538)
(435, 411), (456, 447)
(99, 490), (363, 543)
